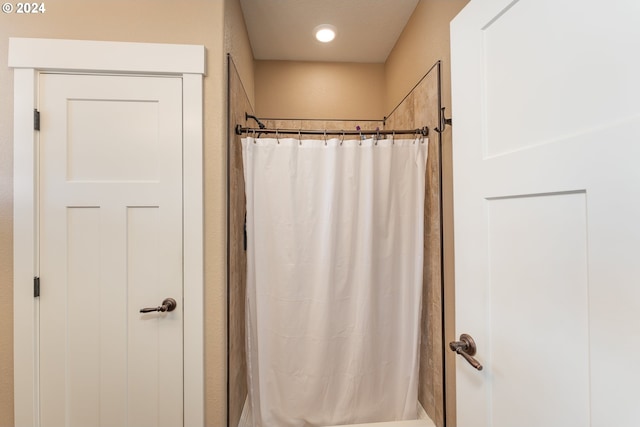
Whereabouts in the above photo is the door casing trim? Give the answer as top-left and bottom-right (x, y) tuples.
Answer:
(10, 37), (205, 427)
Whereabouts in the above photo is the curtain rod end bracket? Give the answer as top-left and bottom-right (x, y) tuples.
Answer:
(434, 107), (452, 134)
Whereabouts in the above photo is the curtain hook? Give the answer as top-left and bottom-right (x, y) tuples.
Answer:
(299, 129), (302, 146)
(324, 129), (328, 146)
(375, 128), (380, 146)
(392, 130), (395, 145)
(359, 130), (362, 146)
(340, 130), (344, 146)
(252, 128), (256, 142)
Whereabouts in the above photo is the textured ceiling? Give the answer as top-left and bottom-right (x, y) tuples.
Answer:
(239, 0), (420, 63)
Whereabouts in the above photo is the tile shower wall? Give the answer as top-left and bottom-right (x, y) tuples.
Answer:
(228, 59), (252, 427)
(384, 71), (444, 426)
(260, 120), (383, 139)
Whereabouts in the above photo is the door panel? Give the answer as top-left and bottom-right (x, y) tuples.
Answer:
(480, 0), (640, 158)
(38, 73), (183, 427)
(66, 99), (160, 181)
(451, 0), (640, 426)
(487, 192), (590, 426)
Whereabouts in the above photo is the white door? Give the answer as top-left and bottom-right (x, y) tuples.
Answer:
(451, 0), (640, 426)
(38, 73), (184, 427)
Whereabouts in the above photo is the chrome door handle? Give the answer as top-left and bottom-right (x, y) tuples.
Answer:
(140, 298), (177, 313)
(449, 333), (483, 371)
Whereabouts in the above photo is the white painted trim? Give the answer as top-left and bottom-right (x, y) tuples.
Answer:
(13, 67), (39, 427)
(11, 38), (205, 427)
(9, 37), (206, 75)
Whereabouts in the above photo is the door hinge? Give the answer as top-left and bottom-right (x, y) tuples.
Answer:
(34, 109), (40, 131)
(34, 276), (40, 297)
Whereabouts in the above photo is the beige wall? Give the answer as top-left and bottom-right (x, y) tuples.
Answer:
(0, 1), (228, 426)
(255, 60), (385, 119)
(385, 0), (469, 114)
(253, 0), (468, 122)
(385, 1), (470, 425)
(225, 0), (255, 107)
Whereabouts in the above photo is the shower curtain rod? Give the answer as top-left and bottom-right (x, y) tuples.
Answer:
(235, 124), (429, 137)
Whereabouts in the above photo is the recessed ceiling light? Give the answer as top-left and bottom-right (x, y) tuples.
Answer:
(314, 24), (337, 43)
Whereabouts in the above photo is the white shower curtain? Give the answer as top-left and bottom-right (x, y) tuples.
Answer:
(242, 135), (427, 427)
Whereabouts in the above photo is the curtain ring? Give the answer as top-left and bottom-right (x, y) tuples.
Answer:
(375, 128), (380, 146)
(340, 130), (344, 146)
(252, 128), (256, 142)
(299, 129), (302, 146)
(324, 129), (328, 146)
(359, 130), (362, 146)
(392, 130), (395, 145)
(276, 128), (280, 144)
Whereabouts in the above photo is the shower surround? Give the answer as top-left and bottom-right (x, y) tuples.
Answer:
(228, 58), (444, 426)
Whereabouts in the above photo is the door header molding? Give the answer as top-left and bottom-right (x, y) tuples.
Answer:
(9, 37), (206, 75)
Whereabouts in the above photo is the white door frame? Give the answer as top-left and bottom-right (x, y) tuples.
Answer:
(9, 37), (205, 427)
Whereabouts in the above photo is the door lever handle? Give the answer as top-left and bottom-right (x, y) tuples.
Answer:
(449, 333), (483, 371)
(140, 298), (177, 313)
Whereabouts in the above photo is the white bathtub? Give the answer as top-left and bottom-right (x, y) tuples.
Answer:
(238, 399), (436, 427)
(328, 420), (433, 427)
